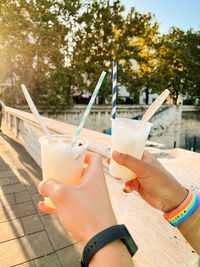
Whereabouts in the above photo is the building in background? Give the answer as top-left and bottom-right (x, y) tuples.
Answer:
(118, 85), (159, 105)
(0, 80), (12, 94)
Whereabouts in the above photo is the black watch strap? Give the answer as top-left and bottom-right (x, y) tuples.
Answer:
(81, 225), (138, 267)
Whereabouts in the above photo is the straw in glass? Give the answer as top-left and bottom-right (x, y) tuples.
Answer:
(71, 71), (106, 146)
(21, 84), (52, 141)
(112, 62), (117, 119)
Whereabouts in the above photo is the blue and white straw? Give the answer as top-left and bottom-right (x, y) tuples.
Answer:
(112, 62), (117, 119)
(71, 71), (106, 146)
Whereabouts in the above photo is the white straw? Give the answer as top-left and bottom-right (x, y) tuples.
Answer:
(138, 89), (170, 129)
(21, 84), (52, 141)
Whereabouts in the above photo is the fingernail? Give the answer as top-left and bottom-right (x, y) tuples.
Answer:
(113, 151), (120, 158)
(106, 158), (110, 165)
(123, 186), (131, 193)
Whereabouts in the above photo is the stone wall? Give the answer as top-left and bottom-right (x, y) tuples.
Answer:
(44, 104), (182, 149)
(180, 106), (200, 152)
(14, 104), (200, 150)
(149, 105), (182, 148)
(43, 105), (148, 133)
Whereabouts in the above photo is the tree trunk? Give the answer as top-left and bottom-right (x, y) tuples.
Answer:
(145, 87), (149, 105)
(174, 91), (179, 105)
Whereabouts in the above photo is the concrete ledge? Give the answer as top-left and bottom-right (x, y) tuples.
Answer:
(4, 106), (112, 165)
(3, 107), (170, 163)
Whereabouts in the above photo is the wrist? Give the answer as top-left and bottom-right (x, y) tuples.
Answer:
(81, 225), (137, 267)
(89, 240), (133, 267)
(162, 186), (188, 213)
(80, 219), (118, 248)
(163, 188), (200, 228)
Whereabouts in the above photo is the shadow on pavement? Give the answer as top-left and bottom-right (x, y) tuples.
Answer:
(0, 130), (81, 266)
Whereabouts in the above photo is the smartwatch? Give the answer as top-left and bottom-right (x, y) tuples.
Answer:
(81, 224), (138, 267)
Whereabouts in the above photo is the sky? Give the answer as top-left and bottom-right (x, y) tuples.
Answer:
(121, 0), (200, 33)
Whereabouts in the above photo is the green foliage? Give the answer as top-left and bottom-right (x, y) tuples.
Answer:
(71, 0), (125, 102)
(156, 28), (200, 105)
(0, 0), (200, 108)
(119, 10), (161, 104)
(0, 84), (23, 106)
(182, 30), (200, 105)
(156, 28), (187, 104)
(0, 0), (80, 108)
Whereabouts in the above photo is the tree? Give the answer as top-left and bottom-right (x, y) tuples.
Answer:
(155, 28), (187, 104)
(155, 28), (200, 105)
(70, 0), (126, 103)
(2, 0), (198, 109)
(0, 0), (80, 108)
(182, 30), (200, 105)
(71, 2), (162, 104)
(120, 10), (162, 104)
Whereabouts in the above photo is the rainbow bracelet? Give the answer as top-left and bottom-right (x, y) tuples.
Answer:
(163, 188), (200, 227)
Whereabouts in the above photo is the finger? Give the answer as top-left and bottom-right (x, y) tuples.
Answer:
(38, 201), (58, 215)
(38, 178), (73, 207)
(142, 150), (166, 169)
(122, 179), (140, 193)
(107, 158), (120, 179)
(81, 167), (86, 177)
(80, 154), (104, 187)
(84, 152), (97, 164)
(141, 152), (145, 160)
(112, 151), (148, 177)
(142, 150), (158, 163)
(114, 177), (121, 181)
(38, 179), (59, 197)
(38, 178), (71, 200)
(84, 154), (103, 175)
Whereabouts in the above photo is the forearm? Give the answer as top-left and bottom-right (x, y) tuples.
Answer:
(89, 240), (134, 267)
(178, 205), (200, 254)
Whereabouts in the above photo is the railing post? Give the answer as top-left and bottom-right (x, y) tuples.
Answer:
(14, 116), (19, 137)
(174, 141), (176, 148)
(9, 114), (12, 130)
(193, 136), (197, 152)
(4, 111), (8, 126)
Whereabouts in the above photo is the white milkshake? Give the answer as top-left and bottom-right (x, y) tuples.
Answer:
(39, 135), (88, 208)
(110, 118), (152, 180)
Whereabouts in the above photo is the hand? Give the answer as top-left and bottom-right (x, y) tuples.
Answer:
(38, 152), (117, 247)
(112, 150), (188, 213)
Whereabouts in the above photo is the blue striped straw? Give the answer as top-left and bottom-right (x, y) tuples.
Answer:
(71, 71), (106, 146)
(112, 62), (117, 119)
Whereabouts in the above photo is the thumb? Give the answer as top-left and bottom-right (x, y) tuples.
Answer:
(38, 178), (73, 206)
(80, 154), (105, 187)
(112, 151), (148, 177)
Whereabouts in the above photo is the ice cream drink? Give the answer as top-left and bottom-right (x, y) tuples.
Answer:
(110, 118), (152, 180)
(39, 135), (88, 208)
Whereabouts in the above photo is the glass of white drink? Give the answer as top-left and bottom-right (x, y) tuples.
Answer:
(39, 135), (88, 208)
(110, 118), (152, 180)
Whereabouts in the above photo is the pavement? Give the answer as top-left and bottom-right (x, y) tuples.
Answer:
(0, 125), (81, 267)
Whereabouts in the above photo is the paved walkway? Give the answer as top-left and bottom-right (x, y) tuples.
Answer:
(0, 126), (81, 267)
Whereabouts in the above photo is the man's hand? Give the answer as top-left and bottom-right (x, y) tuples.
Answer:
(38, 152), (117, 247)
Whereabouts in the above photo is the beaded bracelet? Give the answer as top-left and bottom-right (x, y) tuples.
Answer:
(163, 188), (200, 227)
